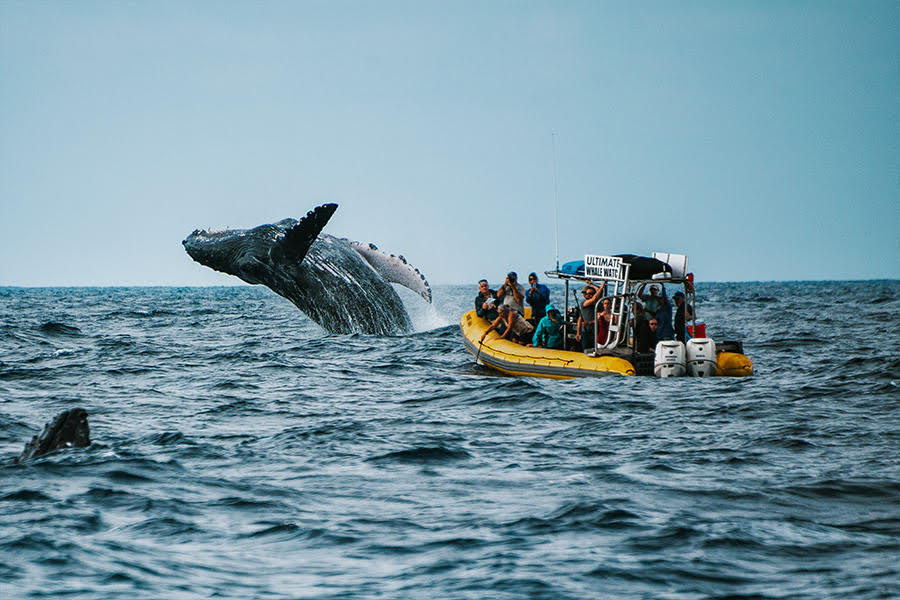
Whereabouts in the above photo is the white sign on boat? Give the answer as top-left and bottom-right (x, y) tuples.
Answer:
(584, 254), (623, 280)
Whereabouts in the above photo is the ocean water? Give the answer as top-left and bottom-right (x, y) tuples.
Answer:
(1, 281), (898, 599)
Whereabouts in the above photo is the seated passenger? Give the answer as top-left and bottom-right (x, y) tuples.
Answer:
(525, 272), (551, 323)
(575, 282), (604, 351)
(596, 297), (613, 345)
(496, 271), (526, 316)
(646, 319), (660, 350)
(481, 304), (535, 346)
(474, 279), (499, 322)
(532, 304), (563, 349)
(633, 305), (658, 352)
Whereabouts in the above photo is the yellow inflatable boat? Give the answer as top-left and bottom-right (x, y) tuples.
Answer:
(464, 252), (753, 379)
(462, 310), (753, 379)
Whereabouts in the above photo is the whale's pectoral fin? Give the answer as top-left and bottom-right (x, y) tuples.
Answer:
(351, 241), (432, 303)
(272, 203), (338, 263)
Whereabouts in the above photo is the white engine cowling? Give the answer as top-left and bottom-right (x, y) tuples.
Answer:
(654, 340), (686, 378)
(686, 337), (718, 377)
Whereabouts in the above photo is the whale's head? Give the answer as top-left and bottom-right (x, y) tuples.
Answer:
(182, 227), (274, 283)
(183, 228), (236, 270)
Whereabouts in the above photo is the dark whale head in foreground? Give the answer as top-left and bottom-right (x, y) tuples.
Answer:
(16, 408), (91, 463)
(183, 204), (431, 335)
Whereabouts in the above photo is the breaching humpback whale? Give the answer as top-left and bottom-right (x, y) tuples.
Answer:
(16, 408), (91, 463)
(182, 204), (431, 335)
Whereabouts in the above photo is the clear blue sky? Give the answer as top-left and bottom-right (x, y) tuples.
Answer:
(1, 1), (897, 286)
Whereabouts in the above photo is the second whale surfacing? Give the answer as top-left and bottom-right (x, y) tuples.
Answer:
(182, 204), (432, 335)
(16, 408), (91, 463)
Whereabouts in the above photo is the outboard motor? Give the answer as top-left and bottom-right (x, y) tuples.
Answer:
(654, 341), (686, 378)
(686, 337), (717, 377)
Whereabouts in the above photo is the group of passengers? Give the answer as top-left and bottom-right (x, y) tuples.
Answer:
(475, 273), (694, 353)
(631, 283), (694, 351)
(476, 271), (562, 348)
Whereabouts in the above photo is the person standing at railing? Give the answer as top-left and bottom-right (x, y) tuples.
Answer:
(640, 284), (662, 320)
(673, 291), (694, 342)
(575, 281), (604, 351)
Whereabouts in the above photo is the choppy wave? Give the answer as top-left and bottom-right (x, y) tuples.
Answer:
(1, 282), (899, 599)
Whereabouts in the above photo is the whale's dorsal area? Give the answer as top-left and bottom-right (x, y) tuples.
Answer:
(183, 204), (432, 335)
(16, 408), (91, 463)
(270, 203), (338, 264)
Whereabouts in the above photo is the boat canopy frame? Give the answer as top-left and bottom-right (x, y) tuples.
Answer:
(545, 257), (697, 355)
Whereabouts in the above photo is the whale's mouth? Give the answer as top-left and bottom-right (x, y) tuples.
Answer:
(182, 232), (221, 267)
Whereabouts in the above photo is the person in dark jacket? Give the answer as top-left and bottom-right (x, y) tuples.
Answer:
(654, 286), (675, 340)
(673, 291), (694, 342)
(525, 272), (551, 322)
(632, 304), (657, 352)
(474, 279), (498, 322)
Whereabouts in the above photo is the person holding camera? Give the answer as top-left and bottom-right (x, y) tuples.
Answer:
(525, 272), (551, 323)
(496, 271), (525, 316)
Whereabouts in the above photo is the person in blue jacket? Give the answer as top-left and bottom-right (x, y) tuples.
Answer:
(525, 272), (551, 322)
(532, 304), (564, 349)
(654, 285), (675, 340)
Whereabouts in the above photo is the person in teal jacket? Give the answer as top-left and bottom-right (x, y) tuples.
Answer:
(532, 304), (564, 349)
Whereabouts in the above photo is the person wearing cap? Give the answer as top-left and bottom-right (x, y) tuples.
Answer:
(673, 291), (694, 343)
(640, 284), (662, 321)
(525, 272), (551, 323)
(496, 271), (525, 316)
(575, 281), (604, 351)
(532, 304), (564, 349)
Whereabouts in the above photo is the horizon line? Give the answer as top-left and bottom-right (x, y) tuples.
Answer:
(1, 278), (898, 290)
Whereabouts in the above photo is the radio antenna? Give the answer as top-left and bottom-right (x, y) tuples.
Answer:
(552, 131), (560, 272)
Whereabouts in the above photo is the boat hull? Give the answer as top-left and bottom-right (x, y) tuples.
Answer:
(461, 311), (753, 379)
(460, 311), (635, 378)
